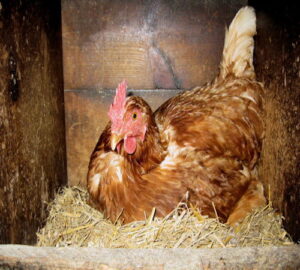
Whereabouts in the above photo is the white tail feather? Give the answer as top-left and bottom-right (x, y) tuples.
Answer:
(219, 6), (256, 79)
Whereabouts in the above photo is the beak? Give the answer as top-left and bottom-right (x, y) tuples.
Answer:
(111, 133), (124, 151)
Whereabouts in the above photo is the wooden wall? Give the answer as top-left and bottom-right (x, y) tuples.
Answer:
(0, 0), (298, 245)
(0, 0), (66, 244)
(250, 1), (300, 242)
(62, 0), (247, 186)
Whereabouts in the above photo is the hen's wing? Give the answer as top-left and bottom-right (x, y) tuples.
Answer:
(155, 79), (264, 167)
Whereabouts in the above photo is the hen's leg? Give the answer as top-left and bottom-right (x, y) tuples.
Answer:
(227, 179), (266, 226)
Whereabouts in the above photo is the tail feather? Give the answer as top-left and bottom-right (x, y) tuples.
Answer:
(219, 6), (256, 80)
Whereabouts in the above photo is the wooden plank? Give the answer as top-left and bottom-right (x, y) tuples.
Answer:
(0, 245), (300, 270)
(64, 89), (181, 186)
(61, 0), (247, 90)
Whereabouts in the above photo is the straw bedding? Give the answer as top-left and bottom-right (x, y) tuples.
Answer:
(37, 186), (293, 248)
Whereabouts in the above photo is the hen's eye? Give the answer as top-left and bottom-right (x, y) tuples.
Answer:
(132, 113), (137, 120)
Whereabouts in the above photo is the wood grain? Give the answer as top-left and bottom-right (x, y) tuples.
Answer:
(0, 0), (66, 244)
(252, 1), (300, 242)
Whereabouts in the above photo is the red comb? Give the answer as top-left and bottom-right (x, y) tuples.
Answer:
(108, 80), (127, 126)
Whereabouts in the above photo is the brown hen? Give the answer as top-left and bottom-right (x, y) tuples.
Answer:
(87, 6), (266, 225)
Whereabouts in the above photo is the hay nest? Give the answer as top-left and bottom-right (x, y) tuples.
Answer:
(37, 186), (293, 248)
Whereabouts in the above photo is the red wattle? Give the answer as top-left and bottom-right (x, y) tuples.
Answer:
(124, 137), (137, 154)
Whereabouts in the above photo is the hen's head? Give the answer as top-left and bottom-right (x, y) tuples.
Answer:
(108, 80), (152, 155)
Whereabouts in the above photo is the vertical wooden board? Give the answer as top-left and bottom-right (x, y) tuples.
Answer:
(61, 0), (247, 90)
(65, 89), (181, 186)
(0, 1), (66, 244)
(251, 1), (300, 242)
